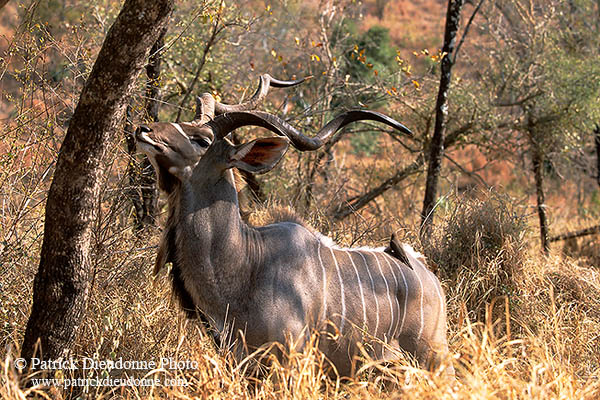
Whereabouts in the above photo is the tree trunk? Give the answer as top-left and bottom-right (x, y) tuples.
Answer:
(145, 29), (166, 124)
(21, 0), (173, 362)
(375, 0), (390, 20)
(420, 0), (465, 232)
(531, 145), (550, 254)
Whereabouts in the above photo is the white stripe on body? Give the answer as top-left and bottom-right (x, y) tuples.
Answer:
(346, 251), (368, 330)
(386, 255), (409, 335)
(413, 265), (424, 341)
(330, 247), (346, 334)
(356, 251), (380, 337)
(401, 244), (441, 341)
(315, 232), (435, 343)
(317, 241), (328, 324)
(371, 251), (395, 339)
(380, 253), (402, 338)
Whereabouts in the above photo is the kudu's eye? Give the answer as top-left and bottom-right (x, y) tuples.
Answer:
(138, 124), (152, 133)
(191, 136), (210, 148)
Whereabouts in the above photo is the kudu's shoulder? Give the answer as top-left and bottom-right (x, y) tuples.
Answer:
(257, 219), (316, 244)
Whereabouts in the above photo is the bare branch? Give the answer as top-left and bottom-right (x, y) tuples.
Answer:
(332, 122), (473, 221)
(443, 153), (491, 188)
(453, 0), (486, 63)
(175, 7), (226, 122)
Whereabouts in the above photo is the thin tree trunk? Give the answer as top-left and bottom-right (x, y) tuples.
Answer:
(130, 29), (166, 229)
(531, 145), (550, 254)
(420, 0), (465, 232)
(375, 0), (390, 20)
(145, 29), (166, 124)
(139, 31), (166, 225)
(21, 0), (173, 363)
(595, 124), (600, 187)
(125, 106), (146, 229)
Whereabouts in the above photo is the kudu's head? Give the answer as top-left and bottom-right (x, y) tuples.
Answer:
(134, 74), (414, 191)
(134, 74), (305, 192)
(134, 122), (213, 192)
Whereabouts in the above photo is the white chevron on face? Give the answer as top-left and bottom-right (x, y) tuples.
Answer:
(170, 122), (188, 138)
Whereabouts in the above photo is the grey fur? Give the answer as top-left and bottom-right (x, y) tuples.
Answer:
(133, 122), (454, 377)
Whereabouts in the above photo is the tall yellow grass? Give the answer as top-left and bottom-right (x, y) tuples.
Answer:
(1, 204), (599, 399)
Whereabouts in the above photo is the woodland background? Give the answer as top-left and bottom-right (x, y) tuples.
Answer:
(1, 0), (600, 398)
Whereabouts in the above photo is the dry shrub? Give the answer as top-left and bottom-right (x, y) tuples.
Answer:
(421, 191), (528, 322)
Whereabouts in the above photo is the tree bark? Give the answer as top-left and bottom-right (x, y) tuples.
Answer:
(21, 0), (173, 362)
(420, 0), (465, 232)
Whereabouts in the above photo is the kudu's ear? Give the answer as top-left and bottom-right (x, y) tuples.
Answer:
(229, 137), (289, 174)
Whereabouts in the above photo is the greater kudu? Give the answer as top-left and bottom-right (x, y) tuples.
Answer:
(134, 75), (453, 377)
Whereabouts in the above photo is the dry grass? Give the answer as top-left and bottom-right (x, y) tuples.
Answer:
(1, 192), (600, 399)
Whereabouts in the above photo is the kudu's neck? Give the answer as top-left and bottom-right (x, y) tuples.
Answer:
(174, 168), (263, 312)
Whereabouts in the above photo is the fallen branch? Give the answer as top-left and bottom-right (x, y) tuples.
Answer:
(331, 123), (471, 221)
(333, 154), (425, 221)
(549, 224), (600, 243)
